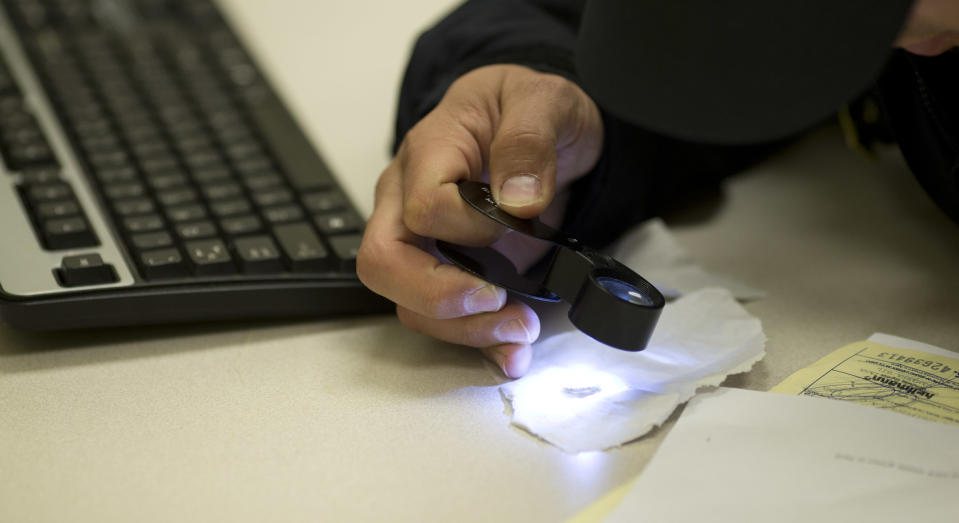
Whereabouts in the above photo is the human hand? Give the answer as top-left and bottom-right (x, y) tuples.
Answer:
(357, 65), (603, 377)
(895, 0), (959, 56)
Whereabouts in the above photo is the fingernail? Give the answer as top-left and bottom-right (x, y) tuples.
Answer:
(495, 319), (532, 344)
(489, 351), (511, 378)
(465, 284), (505, 314)
(499, 174), (542, 206)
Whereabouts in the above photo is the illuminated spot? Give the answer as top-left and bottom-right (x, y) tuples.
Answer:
(511, 365), (631, 423)
(563, 386), (602, 398)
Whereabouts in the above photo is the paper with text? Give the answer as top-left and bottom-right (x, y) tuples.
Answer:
(771, 339), (959, 426)
(605, 388), (959, 522)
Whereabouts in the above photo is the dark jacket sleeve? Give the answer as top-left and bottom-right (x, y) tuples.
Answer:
(397, 2), (958, 250)
(394, 0), (781, 247)
(874, 50), (959, 224)
(394, 0), (584, 151)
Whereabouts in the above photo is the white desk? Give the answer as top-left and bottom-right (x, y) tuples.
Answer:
(2, 1), (958, 522)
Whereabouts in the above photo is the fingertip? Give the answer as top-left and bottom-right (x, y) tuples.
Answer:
(484, 343), (532, 379)
(503, 344), (533, 378)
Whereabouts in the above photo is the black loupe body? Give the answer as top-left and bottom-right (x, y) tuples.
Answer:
(437, 181), (664, 351)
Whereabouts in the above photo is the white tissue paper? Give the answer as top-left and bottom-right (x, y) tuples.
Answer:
(500, 288), (765, 453)
(612, 219), (765, 300)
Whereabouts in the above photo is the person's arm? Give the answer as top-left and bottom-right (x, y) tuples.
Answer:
(394, 0), (781, 248)
(360, 0), (603, 378)
(394, 0), (585, 151)
(359, 0), (779, 378)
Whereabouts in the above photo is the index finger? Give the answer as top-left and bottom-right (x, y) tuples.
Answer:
(397, 109), (504, 247)
(358, 164), (507, 319)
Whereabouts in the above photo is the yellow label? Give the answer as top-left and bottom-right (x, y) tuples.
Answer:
(771, 341), (959, 426)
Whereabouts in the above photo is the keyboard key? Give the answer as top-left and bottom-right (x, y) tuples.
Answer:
(80, 133), (123, 154)
(140, 247), (189, 279)
(169, 119), (206, 140)
(157, 187), (197, 206)
(58, 253), (117, 287)
(225, 141), (264, 161)
(233, 235), (283, 273)
(314, 211), (362, 235)
(6, 141), (56, 168)
(213, 124), (253, 145)
(211, 198), (251, 217)
(88, 150), (130, 170)
(113, 197), (155, 216)
(66, 104), (107, 125)
(74, 119), (113, 137)
(157, 104), (194, 124)
(27, 183), (72, 203)
(115, 111), (156, 132)
(132, 148), (177, 169)
(192, 165), (231, 183)
(95, 166), (138, 184)
(166, 204), (206, 222)
(233, 156), (271, 176)
(185, 238), (234, 275)
(201, 181), (242, 200)
(302, 190), (346, 213)
(131, 140), (172, 160)
(329, 233), (362, 272)
(274, 222), (331, 272)
(183, 150), (223, 171)
(207, 108), (244, 131)
(35, 200), (79, 218)
(20, 166), (61, 184)
(0, 62), (18, 96)
(263, 204), (303, 224)
(4, 122), (44, 145)
(247, 101), (334, 190)
(124, 124), (161, 143)
(242, 172), (283, 190)
(43, 216), (98, 249)
(131, 231), (173, 250)
(140, 156), (179, 175)
(220, 214), (261, 235)
(124, 214), (164, 233)
(252, 187), (292, 207)
(173, 134), (215, 154)
(146, 171), (188, 190)
(176, 220), (217, 240)
(104, 181), (146, 200)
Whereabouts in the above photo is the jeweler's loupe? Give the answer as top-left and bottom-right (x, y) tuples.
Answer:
(436, 181), (664, 351)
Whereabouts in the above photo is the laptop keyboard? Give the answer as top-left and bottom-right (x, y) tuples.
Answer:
(0, 0), (390, 328)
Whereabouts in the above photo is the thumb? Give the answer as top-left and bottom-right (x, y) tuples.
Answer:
(488, 72), (601, 220)
(488, 82), (563, 220)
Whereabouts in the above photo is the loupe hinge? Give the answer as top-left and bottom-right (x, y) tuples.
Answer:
(543, 247), (595, 303)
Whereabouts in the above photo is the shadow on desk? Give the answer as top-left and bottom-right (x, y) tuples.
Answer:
(0, 312), (503, 397)
(0, 317), (361, 371)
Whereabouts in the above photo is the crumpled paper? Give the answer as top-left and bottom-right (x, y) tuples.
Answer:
(612, 219), (765, 300)
(501, 288), (765, 452)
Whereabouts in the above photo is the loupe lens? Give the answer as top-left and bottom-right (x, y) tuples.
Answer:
(595, 276), (656, 306)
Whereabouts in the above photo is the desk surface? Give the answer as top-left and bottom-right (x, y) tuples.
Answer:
(2, 1), (958, 522)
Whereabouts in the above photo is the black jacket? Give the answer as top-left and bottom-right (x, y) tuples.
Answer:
(395, 0), (959, 247)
